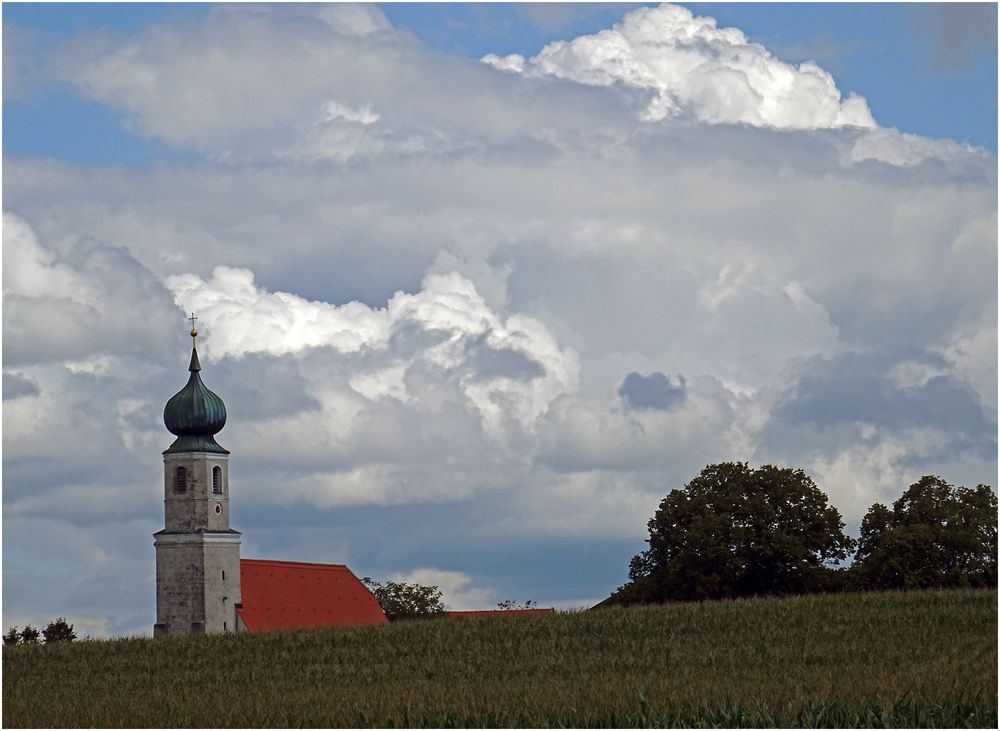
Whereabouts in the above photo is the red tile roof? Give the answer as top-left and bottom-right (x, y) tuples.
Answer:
(237, 559), (388, 633)
(444, 608), (554, 619)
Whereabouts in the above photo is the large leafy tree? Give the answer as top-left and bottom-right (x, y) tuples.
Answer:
(852, 476), (997, 590)
(611, 462), (855, 604)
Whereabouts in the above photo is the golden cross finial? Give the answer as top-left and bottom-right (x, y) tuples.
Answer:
(189, 312), (198, 339)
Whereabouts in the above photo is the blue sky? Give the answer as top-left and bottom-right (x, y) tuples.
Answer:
(3, 3), (996, 637)
(4, 2), (997, 167)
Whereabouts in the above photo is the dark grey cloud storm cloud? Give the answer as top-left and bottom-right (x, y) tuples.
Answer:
(618, 371), (687, 411)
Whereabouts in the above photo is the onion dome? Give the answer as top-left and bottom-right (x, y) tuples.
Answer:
(163, 321), (229, 455)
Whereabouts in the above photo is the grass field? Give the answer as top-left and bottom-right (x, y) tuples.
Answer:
(3, 589), (996, 727)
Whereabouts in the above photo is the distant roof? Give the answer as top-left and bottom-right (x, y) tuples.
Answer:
(444, 608), (554, 619)
(238, 559), (388, 632)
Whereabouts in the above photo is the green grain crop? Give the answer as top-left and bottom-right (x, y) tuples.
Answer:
(3, 589), (996, 727)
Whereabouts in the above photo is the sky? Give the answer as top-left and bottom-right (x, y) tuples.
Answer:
(2, 2), (997, 638)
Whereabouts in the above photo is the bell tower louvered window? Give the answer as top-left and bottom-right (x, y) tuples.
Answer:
(174, 466), (187, 494)
(213, 466), (223, 494)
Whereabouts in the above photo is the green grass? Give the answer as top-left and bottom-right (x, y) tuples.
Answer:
(3, 589), (996, 727)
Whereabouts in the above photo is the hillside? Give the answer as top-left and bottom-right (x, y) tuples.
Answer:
(3, 589), (996, 728)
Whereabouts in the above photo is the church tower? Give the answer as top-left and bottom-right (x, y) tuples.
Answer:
(154, 318), (241, 636)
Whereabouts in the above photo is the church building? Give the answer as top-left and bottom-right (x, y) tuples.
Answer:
(154, 322), (386, 636)
(154, 321), (549, 636)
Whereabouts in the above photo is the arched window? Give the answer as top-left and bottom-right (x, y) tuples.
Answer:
(174, 466), (187, 494)
(212, 466), (223, 494)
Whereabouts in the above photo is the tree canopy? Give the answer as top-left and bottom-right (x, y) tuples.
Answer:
(42, 618), (76, 644)
(362, 578), (446, 620)
(4, 619), (78, 646)
(851, 476), (997, 590)
(612, 462), (855, 604)
(497, 600), (537, 610)
(19, 625), (40, 645)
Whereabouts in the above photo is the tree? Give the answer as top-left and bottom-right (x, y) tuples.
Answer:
(362, 578), (446, 620)
(610, 462), (855, 604)
(42, 618), (76, 644)
(497, 600), (536, 610)
(3, 627), (20, 646)
(19, 625), (40, 645)
(851, 476), (997, 590)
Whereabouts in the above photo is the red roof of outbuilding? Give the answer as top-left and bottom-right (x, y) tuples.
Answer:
(237, 559), (388, 633)
(444, 608), (554, 619)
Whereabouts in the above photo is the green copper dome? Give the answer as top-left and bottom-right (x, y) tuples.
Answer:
(163, 345), (229, 455)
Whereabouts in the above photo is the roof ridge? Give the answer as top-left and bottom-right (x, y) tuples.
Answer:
(241, 558), (350, 570)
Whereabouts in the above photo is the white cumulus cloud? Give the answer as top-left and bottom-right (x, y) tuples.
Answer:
(843, 126), (986, 167)
(484, 3), (877, 130)
(166, 266), (579, 435)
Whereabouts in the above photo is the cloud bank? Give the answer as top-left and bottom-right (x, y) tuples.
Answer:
(3, 2), (995, 637)
(166, 266), (579, 435)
